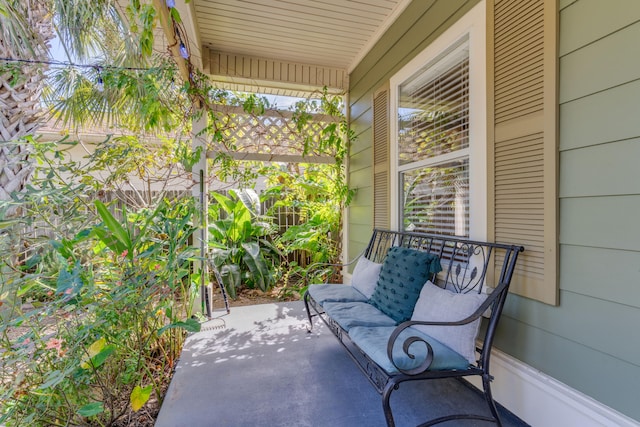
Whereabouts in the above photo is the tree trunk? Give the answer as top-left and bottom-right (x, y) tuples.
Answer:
(0, 0), (53, 203)
(0, 0), (53, 319)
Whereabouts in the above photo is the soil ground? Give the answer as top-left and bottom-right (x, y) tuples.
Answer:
(210, 284), (300, 309)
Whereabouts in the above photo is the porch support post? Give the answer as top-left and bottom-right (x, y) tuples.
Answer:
(192, 108), (210, 317)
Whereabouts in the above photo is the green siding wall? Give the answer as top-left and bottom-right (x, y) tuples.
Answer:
(347, 0), (480, 260)
(348, 0), (640, 421)
(498, 0), (640, 420)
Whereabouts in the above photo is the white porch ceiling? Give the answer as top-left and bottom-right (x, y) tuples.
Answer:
(177, 0), (412, 95)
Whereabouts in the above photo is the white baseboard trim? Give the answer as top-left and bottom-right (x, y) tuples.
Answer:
(467, 348), (640, 427)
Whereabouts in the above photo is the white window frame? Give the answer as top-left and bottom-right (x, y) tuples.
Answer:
(389, 1), (487, 241)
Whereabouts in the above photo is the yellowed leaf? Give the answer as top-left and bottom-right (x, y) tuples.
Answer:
(130, 385), (152, 412)
(80, 337), (106, 369)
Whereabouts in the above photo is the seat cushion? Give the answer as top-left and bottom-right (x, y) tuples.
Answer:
(323, 302), (397, 331)
(348, 326), (471, 375)
(307, 284), (368, 306)
(350, 256), (383, 298)
(411, 281), (486, 363)
(368, 246), (442, 323)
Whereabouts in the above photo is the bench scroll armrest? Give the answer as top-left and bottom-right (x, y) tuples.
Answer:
(386, 281), (510, 375)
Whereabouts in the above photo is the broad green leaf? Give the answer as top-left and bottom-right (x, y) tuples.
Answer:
(17, 281), (39, 297)
(87, 337), (106, 356)
(232, 188), (260, 215)
(219, 264), (241, 299)
(50, 240), (72, 259)
(78, 402), (104, 417)
(209, 248), (231, 267)
(92, 226), (127, 256)
(56, 261), (84, 296)
(81, 338), (115, 370)
(25, 253), (42, 269)
(209, 220), (232, 240)
(242, 242), (272, 291)
(95, 200), (132, 257)
(210, 192), (235, 215)
(158, 317), (201, 335)
(130, 385), (153, 412)
(236, 208), (252, 241)
(90, 345), (116, 369)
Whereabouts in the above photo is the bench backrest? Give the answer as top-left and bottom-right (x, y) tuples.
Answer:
(363, 229), (523, 296)
(363, 229), (524, 367)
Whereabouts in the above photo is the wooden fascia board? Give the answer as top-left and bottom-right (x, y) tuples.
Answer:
(152, 0), (191, 82)
(175, 0), (202, 71)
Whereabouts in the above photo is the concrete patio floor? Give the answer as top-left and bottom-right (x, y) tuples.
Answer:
(156, 301), (528, 427)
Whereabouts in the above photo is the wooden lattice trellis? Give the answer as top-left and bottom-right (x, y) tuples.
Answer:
(207, 104), (340, 163)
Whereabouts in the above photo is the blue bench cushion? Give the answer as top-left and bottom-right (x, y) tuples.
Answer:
(307, 284), (368, 306)
(348, 326), (471, 375)
(350, 256), (383, 298)
(323, 302), (397, 331)
(368, 246), (443, 323)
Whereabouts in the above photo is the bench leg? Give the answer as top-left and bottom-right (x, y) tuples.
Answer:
(382, 381), (399, 427)
(482, 373), (502, 427)
(303, 291), (314, 332)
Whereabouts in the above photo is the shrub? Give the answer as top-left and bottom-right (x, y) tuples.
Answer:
(208, 189), (281, 299)
(0, 141), (200, 426)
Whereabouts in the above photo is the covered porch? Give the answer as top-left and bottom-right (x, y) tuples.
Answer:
(153, 0), (640, 426)
(156, 301), (528, 427)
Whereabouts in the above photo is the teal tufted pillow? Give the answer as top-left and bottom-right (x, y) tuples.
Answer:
(368, 246), (442, 323)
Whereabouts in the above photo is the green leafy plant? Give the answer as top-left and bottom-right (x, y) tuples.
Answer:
(0, 140), (200, 426)
(262, 163), (354, 290)
(208, 189), (281, 299)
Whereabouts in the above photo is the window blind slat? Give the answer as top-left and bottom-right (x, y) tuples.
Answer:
(397, 38), (470, 237)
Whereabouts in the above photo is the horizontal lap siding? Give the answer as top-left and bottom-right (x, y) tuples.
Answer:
(349, 0), (640, 422)
(347, 0), (481, 257)
(495, 306), (640, 417)
(496, 0), (640, 421)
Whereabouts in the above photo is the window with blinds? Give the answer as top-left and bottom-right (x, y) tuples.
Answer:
(401, 159), (469, 235)
(397, 37), (470, 237)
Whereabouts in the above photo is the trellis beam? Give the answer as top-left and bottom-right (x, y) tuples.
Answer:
(208, 104), (340, 123)
(206, 151), (336, 164)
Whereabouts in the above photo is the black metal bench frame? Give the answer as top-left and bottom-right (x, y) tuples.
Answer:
(303, 229), (524, 426)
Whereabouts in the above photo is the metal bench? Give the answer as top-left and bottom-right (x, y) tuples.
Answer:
(303, 229), (524, 426)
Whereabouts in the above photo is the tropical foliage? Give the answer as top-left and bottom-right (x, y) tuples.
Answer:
(0, 2), (354, 426)
(208, 189), (280, 299)
(0, 0), (141, 199)
(0, 140), (199, 425)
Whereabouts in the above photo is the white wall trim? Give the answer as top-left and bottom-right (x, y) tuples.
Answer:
(468, 348), (640, 427)
(388, 1), (486, 236)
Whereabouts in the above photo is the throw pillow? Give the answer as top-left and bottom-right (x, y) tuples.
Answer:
(411, 281), (487, 363)
(368, 246), (442, 323)
(351, 256), (383, 299)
